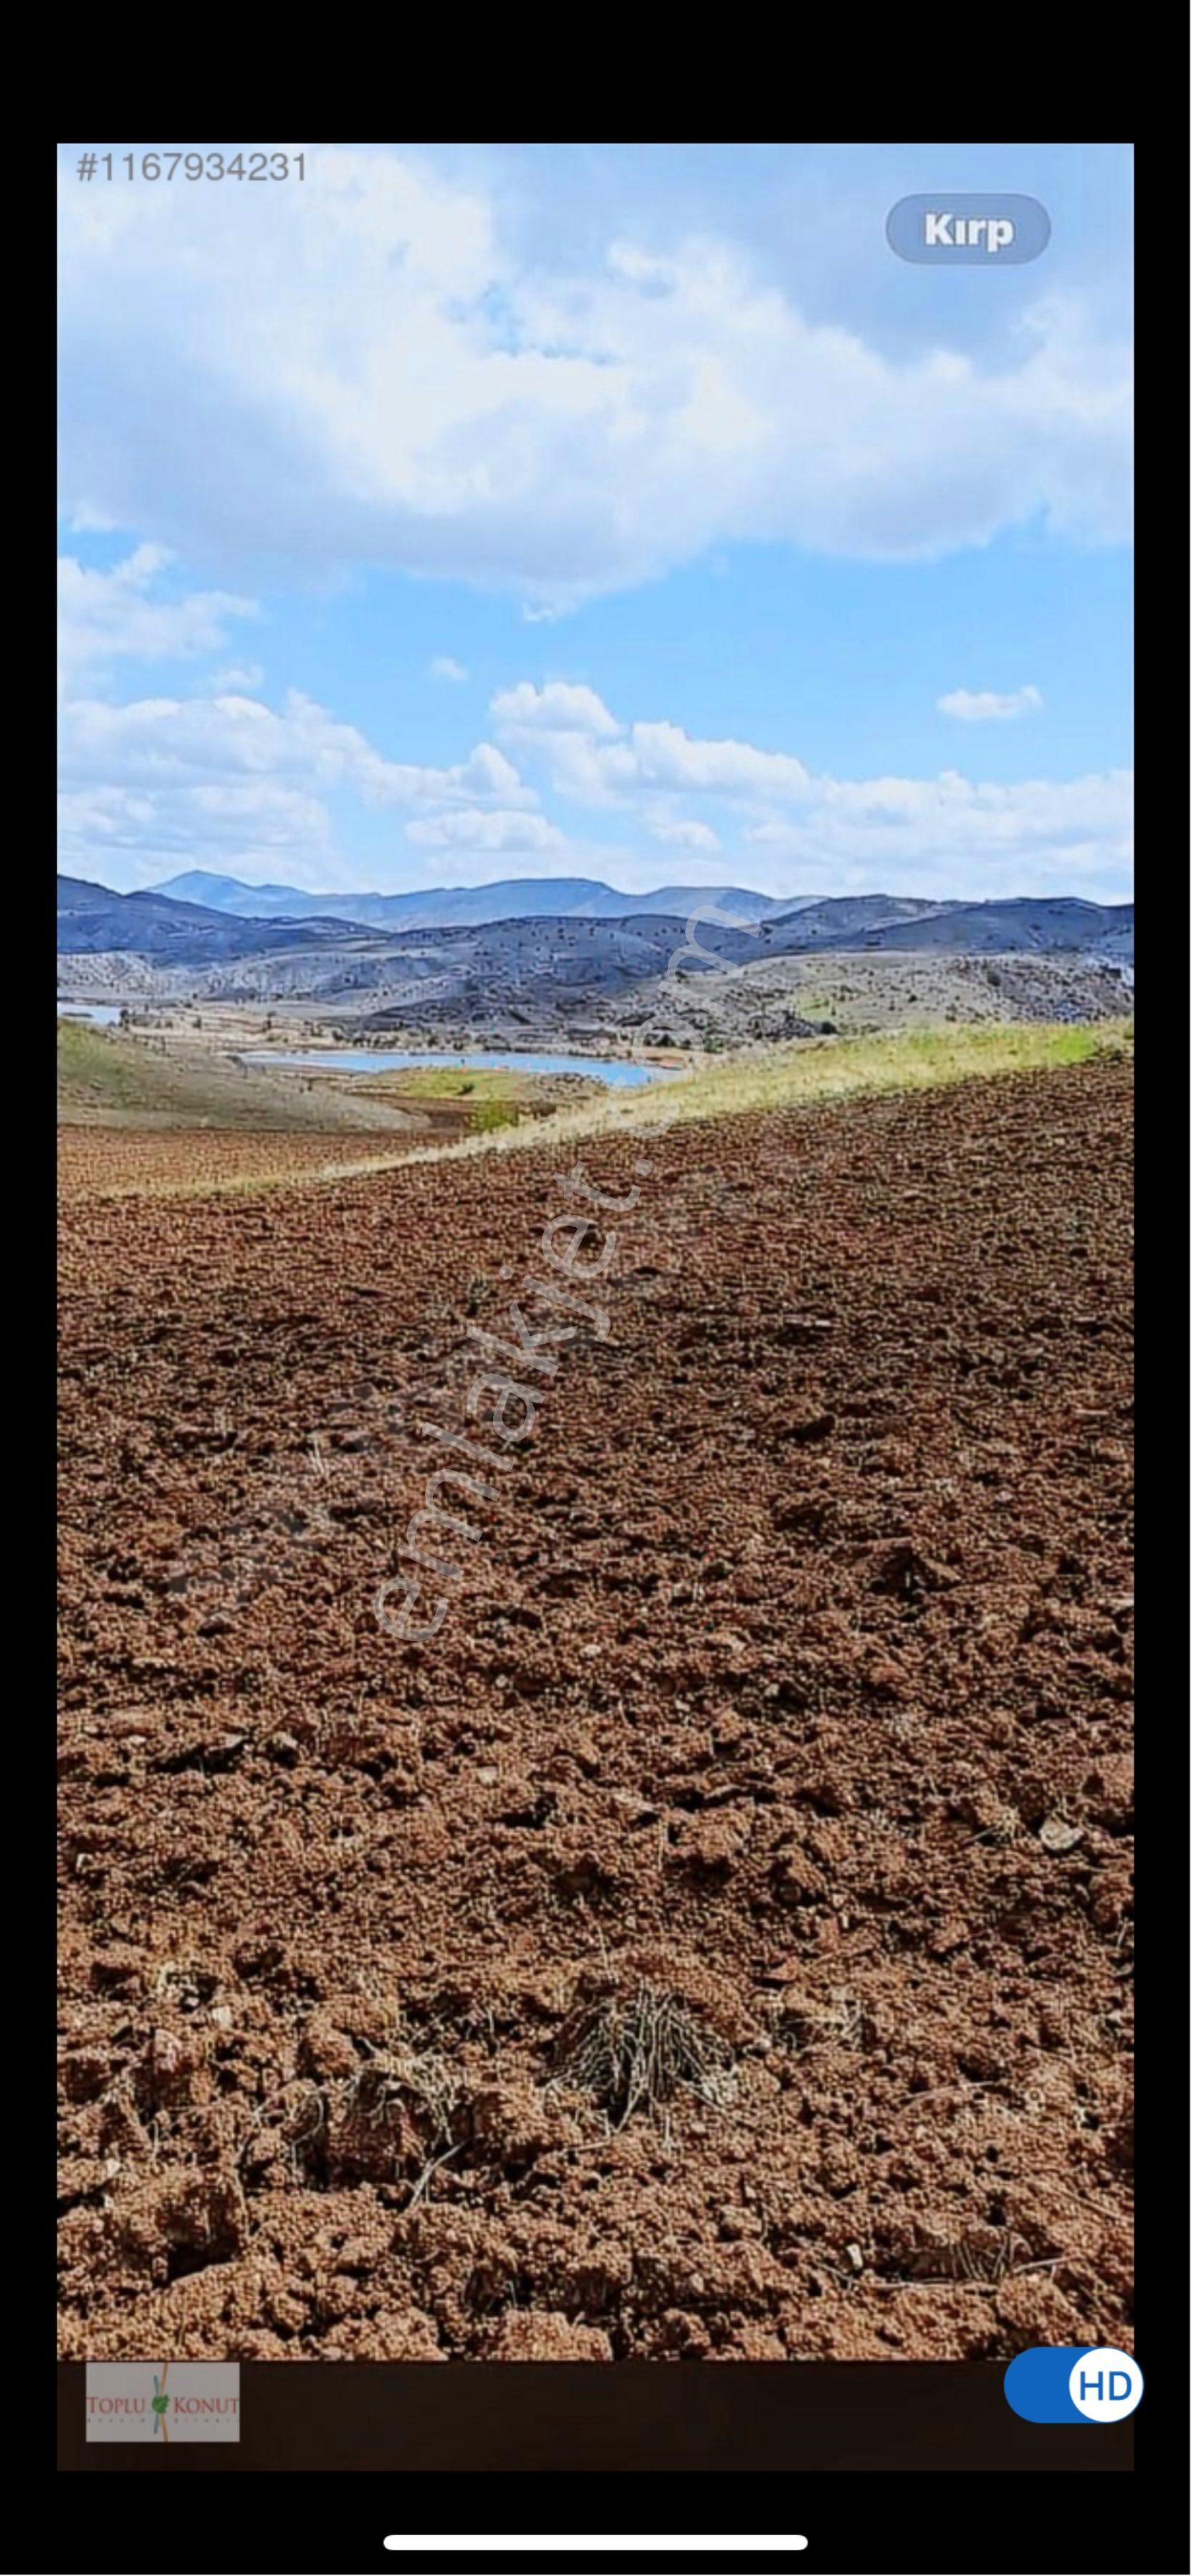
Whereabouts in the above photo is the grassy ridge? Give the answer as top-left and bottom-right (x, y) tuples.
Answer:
(56, 1018), (413, 1133)
(357, 1064), (520, 1098)
(340, 1060), (604, 1134)
(343, 1062), (527, 1133)
(421, 1015), (1134, 1165)
(63, 1017), (1132, 1199)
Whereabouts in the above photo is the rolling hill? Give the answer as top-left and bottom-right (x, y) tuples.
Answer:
(57, 876), (1134, 1031)
(57, 874), (376, 961)
(150, 870), (785, 929)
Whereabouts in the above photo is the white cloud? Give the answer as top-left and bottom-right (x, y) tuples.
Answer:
(404, 809), (565, 853)
(490, 681), (621, 737)
(492, 682), (810, 805)
(626, 722), (809, 798)
(59, 687), (531, 809)
(429, 655), (469, 683)
(57, 150), (1132, 606)
(649, 817), (722, 852)
(742, 765), (1132, 895)
(55, 530), (549, 890)
(937, 684), (1044, 722)
(489, 672), (1131, 898)
(53, 545), (1132, 905)
(57, 677), (537, 888)
(57, 544), (255, 688)
(449, 743), (530, 803)
(211, 660), (266, 692)
(57, 773), (337, 885)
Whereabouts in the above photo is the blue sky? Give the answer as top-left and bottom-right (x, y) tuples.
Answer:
(57, 142), (1133, 902)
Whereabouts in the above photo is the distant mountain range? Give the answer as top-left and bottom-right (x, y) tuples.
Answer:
(58, 873), (1134, 987)
(150, 870), (788, 929)
(57, 874), (365, 963)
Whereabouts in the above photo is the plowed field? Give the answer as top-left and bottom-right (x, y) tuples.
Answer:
(57, 1126), (419, 1201)
(58, 1058), (1133, 2360)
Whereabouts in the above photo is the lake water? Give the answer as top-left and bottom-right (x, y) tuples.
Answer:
(57, 1002), (123, 1027)
(238, 1046), (674, 1089)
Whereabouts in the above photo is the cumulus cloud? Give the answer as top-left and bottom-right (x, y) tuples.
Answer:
(57, 676), (537, 888)
(742, 765), (1132, 893)
(489, 672), (1131, 898)
(628, 723), (809, 798)
(53, 536), (1131, 905)
(429, 655), (469, 683)
(57, 773), (337, 884)
(492, 681), (810, 804)
(57, 150), (1132, 606)
(490, 681), (621, 737)
(57, 544), (255, 688)
(649, 817), (722, 852)
(404, 809), (565, 853)
(937, 684), (1044, 722)
(211, 660), (266, 692)
(59, 686), (530, 807)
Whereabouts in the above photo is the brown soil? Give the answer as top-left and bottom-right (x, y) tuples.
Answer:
(58, 1059), (1134, 2360)
(56, 1128), (421, 1200)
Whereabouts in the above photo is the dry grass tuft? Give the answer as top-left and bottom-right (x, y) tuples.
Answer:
(554, 1979), (737, 2129)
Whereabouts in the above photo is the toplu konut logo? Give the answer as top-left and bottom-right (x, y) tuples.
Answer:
(85, 2361), (240, 2444)
(886, 193), (1051, 264)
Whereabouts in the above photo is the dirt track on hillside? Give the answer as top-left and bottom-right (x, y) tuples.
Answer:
(57, 1060), (1134, 2360)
